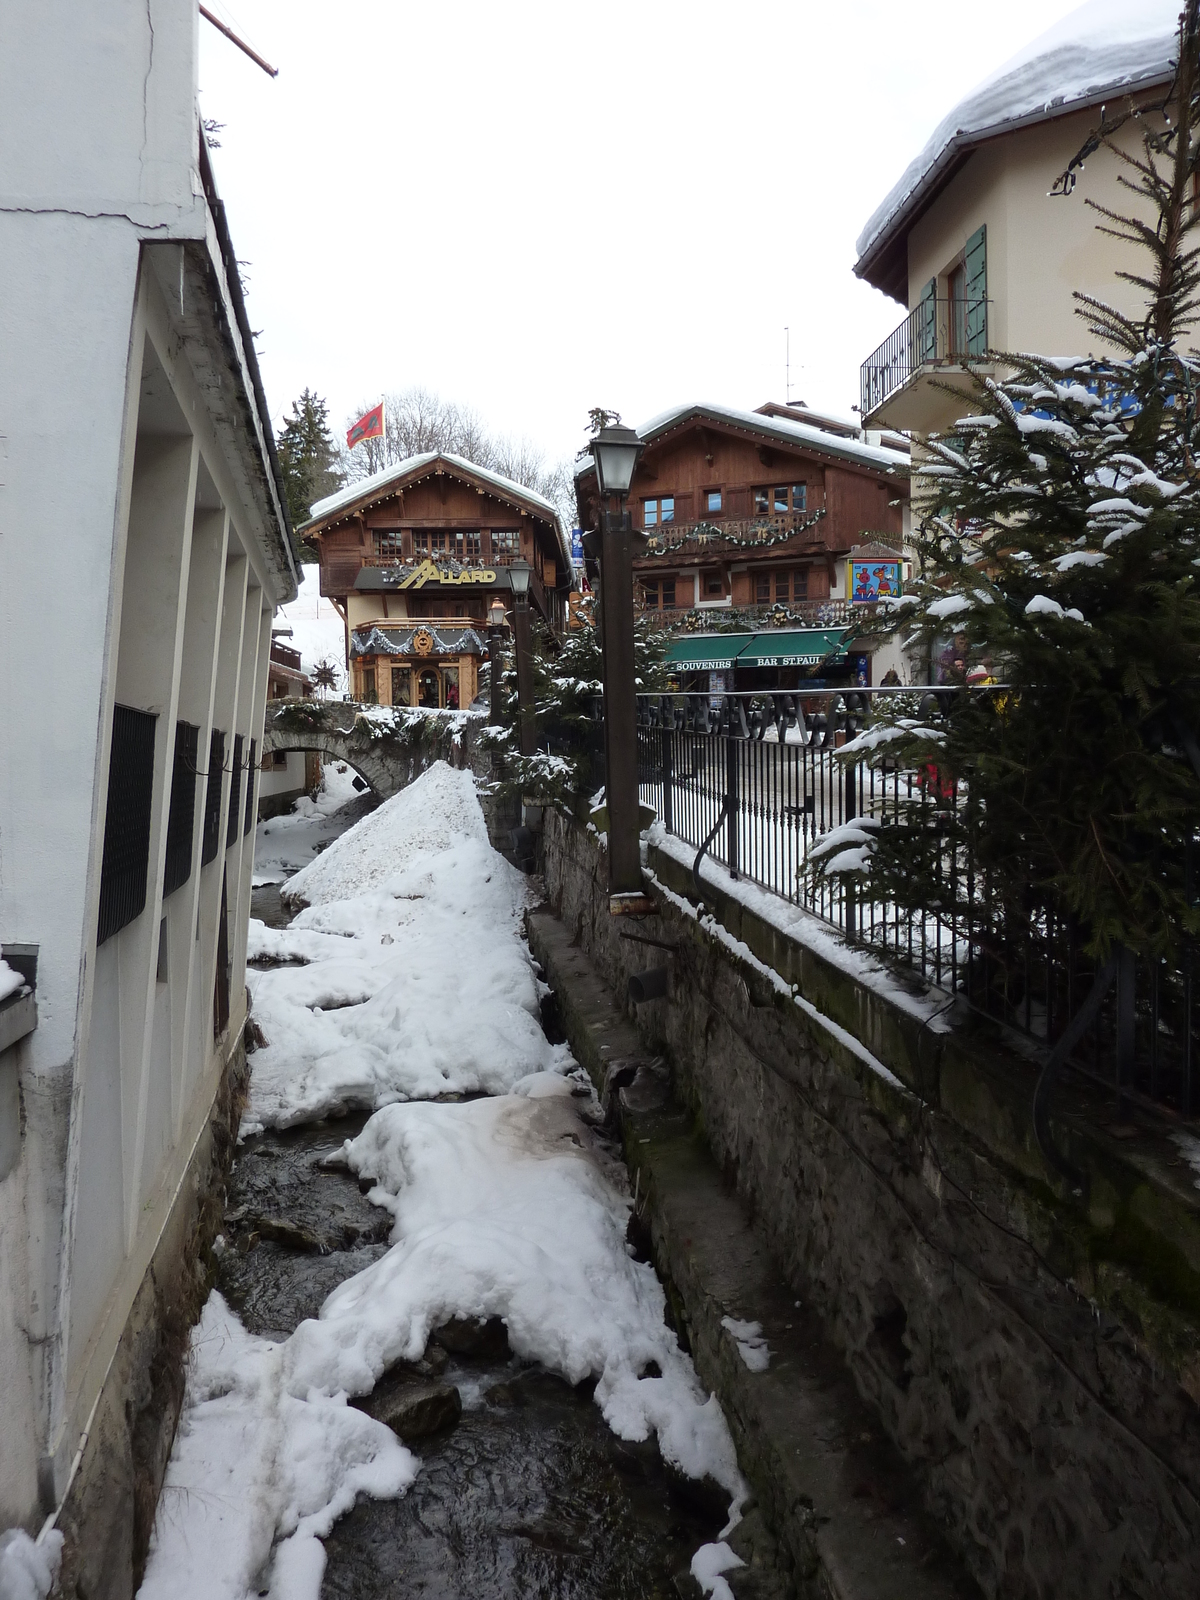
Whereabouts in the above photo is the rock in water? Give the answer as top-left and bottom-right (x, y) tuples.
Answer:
(433, 1314), (510, 1358)
(357, 1375), (462, 1441)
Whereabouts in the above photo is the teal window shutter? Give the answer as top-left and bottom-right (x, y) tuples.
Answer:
(916, 277), (937, 364)
(964, 226), (987, 356)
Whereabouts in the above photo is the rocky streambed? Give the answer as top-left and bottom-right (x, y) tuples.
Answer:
(234, 876), (747, 1599)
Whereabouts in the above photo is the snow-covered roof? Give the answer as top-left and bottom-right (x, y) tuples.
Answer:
(304, 451), (571, 572)
(855, 0), (1179, 289)
(575, 400), (909, 477)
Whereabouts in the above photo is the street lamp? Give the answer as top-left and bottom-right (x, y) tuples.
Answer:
(507, 560), (536, 757)
(487, 596), (507, 726)
(587, 418), (646, 902)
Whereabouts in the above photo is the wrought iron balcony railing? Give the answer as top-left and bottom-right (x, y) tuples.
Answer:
(860, 296), (990, 418)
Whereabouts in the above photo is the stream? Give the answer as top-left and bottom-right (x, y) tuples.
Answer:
(236, 811), (728, 1598)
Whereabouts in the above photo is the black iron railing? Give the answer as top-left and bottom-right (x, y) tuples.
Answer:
(583, 689), (1198, 1118)
(861, 296), (989, 418)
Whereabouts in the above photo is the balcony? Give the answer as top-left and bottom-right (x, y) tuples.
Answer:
(642, 509), (827, 555)
(639, 598), (856, 629)
(860, 296), (991, 430)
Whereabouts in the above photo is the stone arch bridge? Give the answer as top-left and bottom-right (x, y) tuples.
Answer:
(262, 699), (483, 799)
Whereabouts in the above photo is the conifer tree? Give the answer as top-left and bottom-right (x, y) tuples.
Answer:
(824, 2), (1200, 966)
(277, 389), (342, 535)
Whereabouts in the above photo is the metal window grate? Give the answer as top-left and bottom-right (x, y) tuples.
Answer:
(97, 705), (158, 945)
(201, 729), (225, 866)
(163, 720), (200, 899)
(227, 735), (244, 849)
(244, 739), (257, 835)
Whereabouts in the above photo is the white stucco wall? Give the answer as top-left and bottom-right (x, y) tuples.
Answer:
(0, 0), (297, 1534)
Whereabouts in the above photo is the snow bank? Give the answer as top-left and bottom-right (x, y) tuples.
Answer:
(0, 960), (24, 1005)
(0, 1530), (63, 1600)
(138, 1294), (414, 1600)
(282, 760), (484, 906)
(246, 763), (562, 1127)
(253, 762), (363, 886)
(284, 1082), (745, 1504)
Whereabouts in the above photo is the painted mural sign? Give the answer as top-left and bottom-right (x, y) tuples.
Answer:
(849, 559), (902, 604)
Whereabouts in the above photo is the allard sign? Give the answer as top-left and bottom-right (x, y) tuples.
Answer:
(398, 560), (497, 590)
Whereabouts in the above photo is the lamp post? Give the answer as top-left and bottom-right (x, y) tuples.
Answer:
(588, 419), (645, 900)
(487, 596), (506, 726)
(507, 559), (536, 757)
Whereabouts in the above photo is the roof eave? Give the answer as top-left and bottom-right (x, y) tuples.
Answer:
(853, 69), (1176, 300)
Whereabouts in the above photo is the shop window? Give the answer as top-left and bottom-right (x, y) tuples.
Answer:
(201, 729), (225, 867)
(374, 530), (402, 561)
(452, 530), (481, 562)
(162, 720), (199, 900)
(491, 529), (520, 560)
(97, 704), (158, 945)
(705, 489), (723, 514)
(643, 496), (675, 528)
(226, 735), (243, 849)
(391, 667), (411, 705)
(442, 666), (460, 709)
(417, 667), (440, 708)
(361, 666), (377, 703)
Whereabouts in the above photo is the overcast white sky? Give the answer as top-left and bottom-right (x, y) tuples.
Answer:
(199, 0), (1086, 466)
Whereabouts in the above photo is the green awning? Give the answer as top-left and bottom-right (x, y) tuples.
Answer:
(735, 629), (848, 667)
(664, 634), (752, 671)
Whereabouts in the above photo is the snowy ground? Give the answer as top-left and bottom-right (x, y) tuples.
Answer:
(138, 761), (745, 1599)
(252, 763), (364, 886)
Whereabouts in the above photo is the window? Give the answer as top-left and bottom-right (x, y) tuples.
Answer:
(661, 577), (676, 610)
(226, 736), (243, 849)
(641, 579), (659, 609)
(162, 720), (199, 899)
(361, 666), (377, 703)
(705, 572), (723, 597)
(948, 260), (967, 356)
(643, 496), (675, 528)
(201, 729), (225, 867)
(452, 530), (481, 562)
(491, 529), (520, 559)
(756, 572), (772, 603)
(705, 489), (723, 514)
(412, 530), (450, 558)
(374, 530), (402, 561)
(754, 484), (807, 515)
(97, 705), (158, 945)
(794, 567), (808, 599)
(776, 572), (793, 602)
(391, 667), (412, 706)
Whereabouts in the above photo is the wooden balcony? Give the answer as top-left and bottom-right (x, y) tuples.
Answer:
(639, 510), (828, 556)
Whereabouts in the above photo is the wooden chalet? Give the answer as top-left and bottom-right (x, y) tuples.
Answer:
(300, 453), (571, 707)
(575, 401), (911, 687)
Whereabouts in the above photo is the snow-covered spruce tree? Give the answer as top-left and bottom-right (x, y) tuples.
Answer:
(824, 6), (1200, 966)
(484, 614), (669, 804)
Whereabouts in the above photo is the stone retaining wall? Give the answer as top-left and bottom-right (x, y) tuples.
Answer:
(539, 806), (1200, 1600)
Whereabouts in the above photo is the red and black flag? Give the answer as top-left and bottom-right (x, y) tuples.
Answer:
(346, 402), (385, 449)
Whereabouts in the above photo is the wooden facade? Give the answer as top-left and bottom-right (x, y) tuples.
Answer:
(300, 454), (570, 707)
(575, 402), (909, 626)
